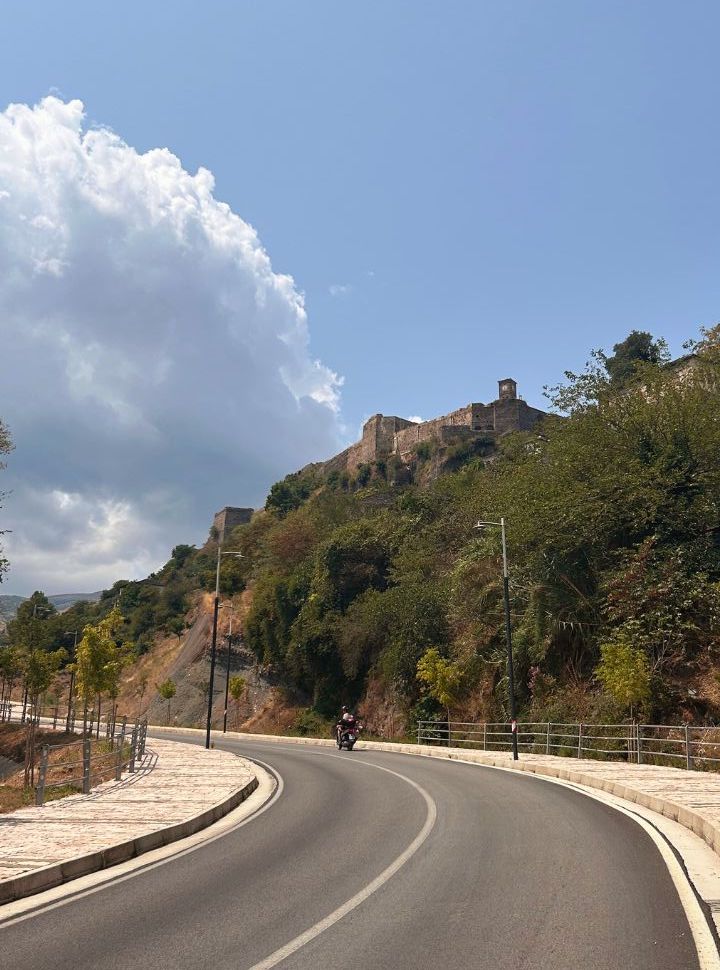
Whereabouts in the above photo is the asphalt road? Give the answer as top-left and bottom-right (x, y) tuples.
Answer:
(0, 735), (703, 970)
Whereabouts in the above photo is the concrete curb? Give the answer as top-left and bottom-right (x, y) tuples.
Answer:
(151, 726), (720, 859)
(0, 756), (259, 905)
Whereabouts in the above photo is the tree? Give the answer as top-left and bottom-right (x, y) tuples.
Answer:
(171, 544), (195, 568)
(229, 675), (247, 727)
(594, 637), (651, 716)
(74, 608), (125, 735)
(164, 616), (186, 642)
(157, 678), (177, 724)
(136, 672), (149, 714)
(0, 418), (12, 583)
(605, 330), (668, 387)
(21, 646), (65, 786)
(416, 648), (463, 721)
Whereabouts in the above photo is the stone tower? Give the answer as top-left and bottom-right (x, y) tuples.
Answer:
(213, 506), (253, 543)
(498, 378), (518, 401)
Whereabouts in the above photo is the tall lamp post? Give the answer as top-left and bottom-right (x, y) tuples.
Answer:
(205, 547), (243, 749)
(475, 517), (519, 761)
(64, 630), (79, 732)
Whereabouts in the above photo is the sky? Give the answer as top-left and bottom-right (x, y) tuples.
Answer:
(1, 1), (720, 594)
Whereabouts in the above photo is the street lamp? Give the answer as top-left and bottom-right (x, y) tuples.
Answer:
(475, 517), (519, 761)
(64, 630), (79, 732)
(205, 547), (243, 749)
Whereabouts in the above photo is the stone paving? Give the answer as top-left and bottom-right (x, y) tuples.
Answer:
(0, 738), (256, 888)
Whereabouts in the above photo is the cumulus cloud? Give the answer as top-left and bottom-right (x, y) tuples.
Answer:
(329, 283), (353, 297)
(0, 97), (343, 593)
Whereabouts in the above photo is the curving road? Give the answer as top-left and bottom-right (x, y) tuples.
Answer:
(0, 735), (704, 970)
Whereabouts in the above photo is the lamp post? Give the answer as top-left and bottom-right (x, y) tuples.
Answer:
(475, 517), (519, 761)
(205, 547), (243, 749)
(64, 630), (79, 732)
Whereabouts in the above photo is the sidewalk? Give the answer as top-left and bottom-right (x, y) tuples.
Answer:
(0, 737), (257, 904)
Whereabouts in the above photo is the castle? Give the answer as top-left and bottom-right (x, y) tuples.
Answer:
(322, 378), (547, 474)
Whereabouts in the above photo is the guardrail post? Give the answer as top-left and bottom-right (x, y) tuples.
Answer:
(417, 721), (421, 745)
(685, 724), (693, 770)
(82, 737), (91, 794)
(577, 723), (583, 758)
(546, 722), (551, 755)
(52, 705), (58, 730)
(139, 719), (147, 757)
(35, 745), (49, 806)
(115, 736), (123, 780)
(483, 722), (487, 751)
(637, 723), (642, 764)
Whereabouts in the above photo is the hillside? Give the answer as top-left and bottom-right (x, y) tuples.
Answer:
(0, 592), (102, 622)
(5, 329), (720, 740)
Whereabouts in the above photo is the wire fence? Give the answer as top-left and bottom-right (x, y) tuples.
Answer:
(0, 698), (148, 803)
(416, 720), (720, 771)
(34, 716), (148, 805)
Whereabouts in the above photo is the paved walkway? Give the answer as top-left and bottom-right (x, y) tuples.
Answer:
(0, 738), (257, 903)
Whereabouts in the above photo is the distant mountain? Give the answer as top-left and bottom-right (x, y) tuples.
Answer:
(0, 592), (103, 620)
(0, 595), (26, 621)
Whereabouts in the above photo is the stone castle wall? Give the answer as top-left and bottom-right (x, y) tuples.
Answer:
(313, 378), (547, 476)
(213, 506), (253, 542)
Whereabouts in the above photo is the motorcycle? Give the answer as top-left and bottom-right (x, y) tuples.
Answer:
(336, 722), (361, 751)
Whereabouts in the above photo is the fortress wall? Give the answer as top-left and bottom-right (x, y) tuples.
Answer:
(318, 383), (547, 475)
(213, 506), (253, 542)
(470, 404), (495, 430)
(493, 399), (546, 435)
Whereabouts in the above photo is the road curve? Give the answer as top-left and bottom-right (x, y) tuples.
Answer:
(0, 735), (703, 970)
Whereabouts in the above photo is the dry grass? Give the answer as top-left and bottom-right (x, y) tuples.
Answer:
(0, 724), (130, 814)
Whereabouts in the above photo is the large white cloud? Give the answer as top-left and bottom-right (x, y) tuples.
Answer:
(0, 97), (343, 594)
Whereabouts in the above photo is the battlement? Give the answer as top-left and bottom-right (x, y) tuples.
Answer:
(321, 378), (546, 474)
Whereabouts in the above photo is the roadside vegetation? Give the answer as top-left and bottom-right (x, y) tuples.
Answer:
(3, 327), (720, 741)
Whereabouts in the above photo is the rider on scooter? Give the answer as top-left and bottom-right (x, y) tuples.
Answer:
(336, 706), (358, 744)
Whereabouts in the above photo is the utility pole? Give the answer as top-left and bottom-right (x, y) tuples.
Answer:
(205, 547), (243, 749)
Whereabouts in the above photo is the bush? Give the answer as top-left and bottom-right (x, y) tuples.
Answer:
(291, 708), (332, 737)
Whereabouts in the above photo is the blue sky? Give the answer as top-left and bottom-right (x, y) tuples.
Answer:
(1, 2), (719, 592)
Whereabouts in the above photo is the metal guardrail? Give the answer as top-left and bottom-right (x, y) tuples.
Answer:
(34, 716), (149, 805)
(416, 720), (720, 770)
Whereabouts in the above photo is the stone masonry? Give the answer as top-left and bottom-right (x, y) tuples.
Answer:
(322, 378), (547, 474)
(213, 506), (254, 542)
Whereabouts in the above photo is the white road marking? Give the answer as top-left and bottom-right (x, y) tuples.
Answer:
(244, 757), (438, 970)
(449, 757), (720, 970)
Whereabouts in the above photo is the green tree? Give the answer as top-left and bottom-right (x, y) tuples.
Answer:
(416, 647), (463, 720)
(171, 544), (195, 567)
(157, 678), (177, 724)
(0, 418), (12, 582)
(605, 330), (668, 387)
(21, 646), (66, 786)
(74, 608), (125, 734)
(228, 675), (247, 728)
(594, 637), (651, 716)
